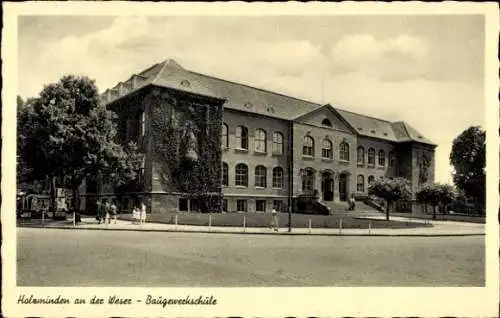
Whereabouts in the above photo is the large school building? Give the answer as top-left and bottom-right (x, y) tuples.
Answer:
(99, 59), (436, 213)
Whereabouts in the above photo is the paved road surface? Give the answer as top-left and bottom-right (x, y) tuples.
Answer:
(17, 228), (484, 287)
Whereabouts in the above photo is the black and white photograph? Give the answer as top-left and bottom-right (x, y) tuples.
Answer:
(2, 2), (498, 317)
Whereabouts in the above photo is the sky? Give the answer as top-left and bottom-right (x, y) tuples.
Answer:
(17, 15), (485, 184)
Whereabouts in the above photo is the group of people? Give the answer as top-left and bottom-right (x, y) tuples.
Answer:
(132, 202), (147, 224)
(96, 199), (118, 225)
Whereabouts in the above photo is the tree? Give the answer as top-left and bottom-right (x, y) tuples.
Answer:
(450, 126), (485, 210)
(416, 183), (457, 220)
(368, 177), (412, 221)
(18, 75), (143, 214)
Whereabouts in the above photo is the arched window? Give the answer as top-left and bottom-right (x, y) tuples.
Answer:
(235, 126), (248, 150)
(303, 136), (315, 157)
(255, 129), (267, 153)
(272, 167), (284, 188)
(357, 146), (365, 165)
(222, 162), (228, 186)
(321, 138), (333, 159)
(321, 118), (332, 127)
(340, 142), (349, 161)
(302, 169), (315, 192)
(368, 148), (375, 167)
(235, 163), (248, 187)
(272, 132), (284, 155)
(389, 151), (396, 167)
(254, 165), (267, 188)
(357, 175), (365, 192)
(221, 123), (228, 148)
(378, 150), (386, 167)
(368, 175), (375, 185)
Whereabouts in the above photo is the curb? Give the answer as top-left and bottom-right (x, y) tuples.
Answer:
(18, 225), (486, 237)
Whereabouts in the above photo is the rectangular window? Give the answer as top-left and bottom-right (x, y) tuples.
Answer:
(256, 200), (266, 212)
(236, 199), (247, 212)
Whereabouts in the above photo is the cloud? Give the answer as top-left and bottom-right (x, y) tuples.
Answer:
(330, 34), (431, 81)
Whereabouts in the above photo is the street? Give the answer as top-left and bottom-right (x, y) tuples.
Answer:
(17, 228), (484, 286)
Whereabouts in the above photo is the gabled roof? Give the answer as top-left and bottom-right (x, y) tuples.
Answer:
(101, 59), (436, 146)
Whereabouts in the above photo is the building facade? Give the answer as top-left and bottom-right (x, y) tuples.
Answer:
(101, 59), (436, 213)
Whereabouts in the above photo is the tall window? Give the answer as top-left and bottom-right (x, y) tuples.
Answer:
(322, 138), (333, 159)
(389, 151), (396, 167)
(357, 146), (365, 165)
(272, 132), (284, 155)
(340, 142), (349, 161)
(303, 136), (314, 157)
(235, 126), (248, 150)
(221, 123), (228, 148)
(255, 165), (267, 188)
(378, 150), (386, 167)
(302, 169), (315, 192)
(272, 167), (284, 188)
(254, 129), (267, 153)
(368, 175), (375, 185)
(357, 175), (365, 192)
(222, 162), (228, 186)
(368, 148), (375, 166)
(235, 163), (248, 187)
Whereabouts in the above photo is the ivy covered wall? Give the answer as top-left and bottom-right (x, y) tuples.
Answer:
(145, 88), (224, 212)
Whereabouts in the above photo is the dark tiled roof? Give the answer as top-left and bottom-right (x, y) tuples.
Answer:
(101, 59), (435, 146)
(335, 108), (399, 142)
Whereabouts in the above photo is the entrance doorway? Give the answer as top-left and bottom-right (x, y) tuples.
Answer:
(339, 173), (348, 201)
(321, 172), (334, 201)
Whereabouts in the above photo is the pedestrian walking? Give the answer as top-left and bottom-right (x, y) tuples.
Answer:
(271, 207), (279, 232)
(348, 194), (356, 211)
(110, 199), (118, 224)
(132, 206), (139, 224)
(104, 199), (111, 225)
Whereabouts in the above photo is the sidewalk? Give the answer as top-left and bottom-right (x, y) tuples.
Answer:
(19, 217), (485, 236)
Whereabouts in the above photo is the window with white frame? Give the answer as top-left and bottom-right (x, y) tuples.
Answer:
(302, 169), (315, 192)
(272, 167), (284, 188)
(235, 163), (248, 187)
(357, 146), (365, 165)
(357, 175), (365, 192)
(221, 123), (228, 148)
(255, 165), (267, 188)
(378, 150), (386, 167)
(255, 129), (267, 153)
(303, 136), (314, 157)
(272, 132), (284, 155)
(368, 148), (375, 166)
(235, 126), (248, 150)
(339, 142), (349, 161)
(322, 138), (333, 159)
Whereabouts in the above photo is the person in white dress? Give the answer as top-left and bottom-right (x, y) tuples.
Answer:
(140, 201), (147, 224)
